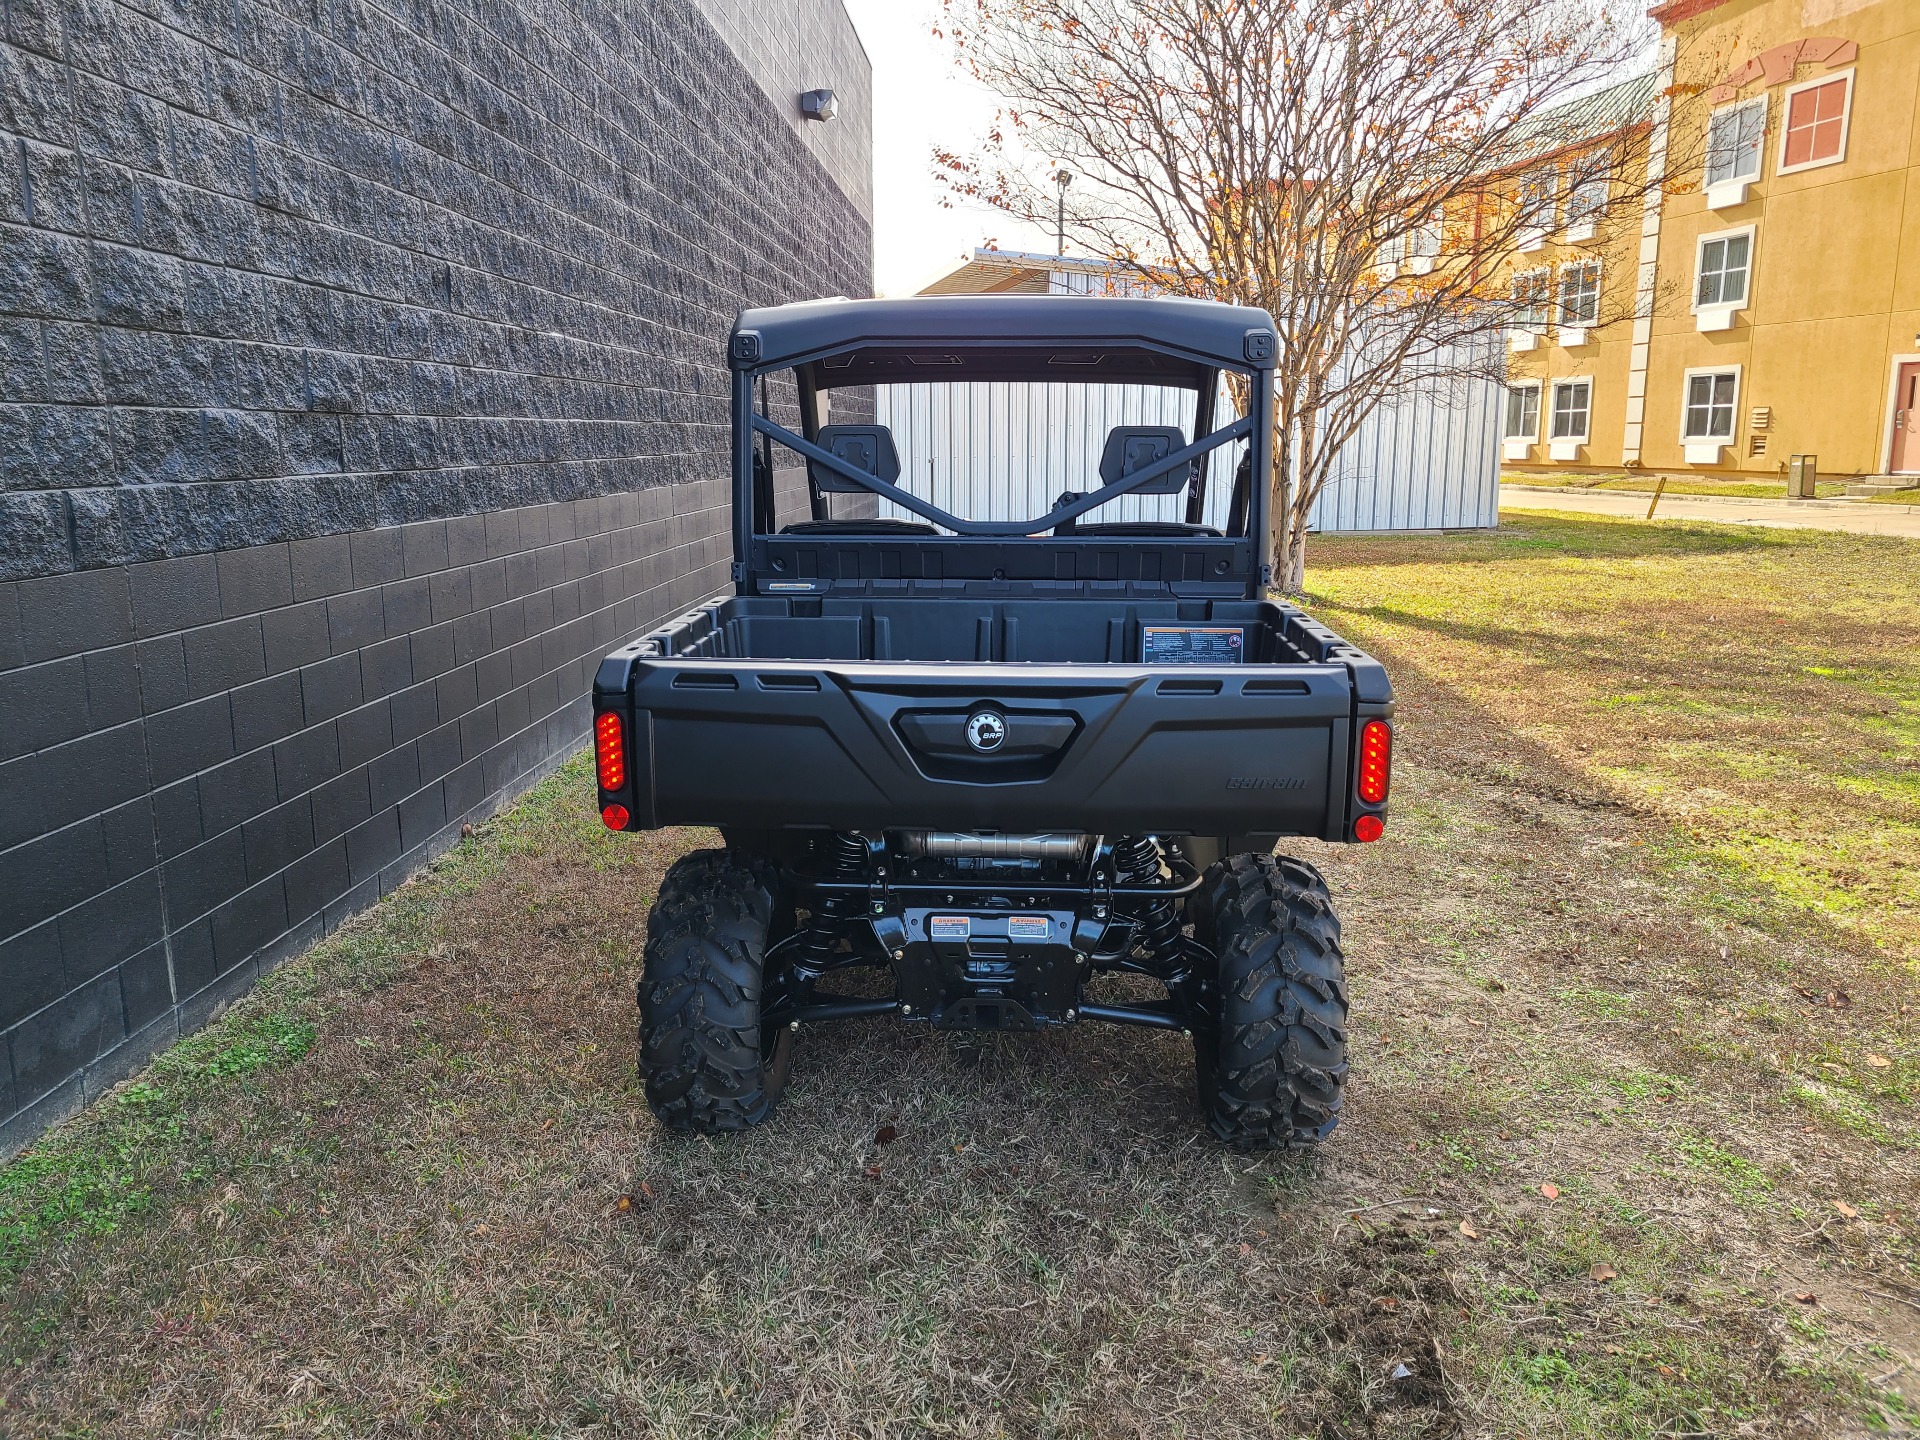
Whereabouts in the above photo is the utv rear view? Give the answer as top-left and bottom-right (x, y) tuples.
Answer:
(591, 295), (1392, 1148)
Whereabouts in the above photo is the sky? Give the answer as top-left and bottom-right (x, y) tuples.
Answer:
(840, 0), (1057, 296)
(835, 2), (1665, 297)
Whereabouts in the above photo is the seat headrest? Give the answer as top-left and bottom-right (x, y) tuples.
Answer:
(809, 425), (901, 493)
(1097, 425), (1192, 494)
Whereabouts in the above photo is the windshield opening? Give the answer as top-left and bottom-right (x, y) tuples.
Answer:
(753, 375), (1250, 536)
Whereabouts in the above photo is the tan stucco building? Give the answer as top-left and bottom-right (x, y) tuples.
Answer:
(1504, 0), (1920, 483)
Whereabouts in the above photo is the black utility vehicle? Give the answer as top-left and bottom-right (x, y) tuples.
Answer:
(591, 296), (1393, 1148)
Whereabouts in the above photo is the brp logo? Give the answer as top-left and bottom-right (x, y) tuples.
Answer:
(965, 708), (1008, 753)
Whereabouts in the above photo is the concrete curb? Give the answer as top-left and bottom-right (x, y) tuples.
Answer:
(1499, 484), (1920, 516)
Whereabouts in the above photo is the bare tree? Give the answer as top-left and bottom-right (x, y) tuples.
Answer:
(935, 0), (1679, 590)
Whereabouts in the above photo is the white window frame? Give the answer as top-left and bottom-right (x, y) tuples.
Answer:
(1556, 260), (1600, 342)
(1777, 69), (1854, 177)
(1502, 380), (1542, 459)
(1691, 223), (1755, 329)
(1563, 176), (1608, 240)
(1680, 366), (1742, 440)
(1504, 380), (1542, 440)
(1548, 377), (1592, 460)
(1375, 230), (1405, 281)
(1703, 95), (1767, 206)
(1405, 212), (1441, 275)
(1680, 365), (1742, 463)
(1510, 266), (1551, 339)
(1517, 167), (1556, 251)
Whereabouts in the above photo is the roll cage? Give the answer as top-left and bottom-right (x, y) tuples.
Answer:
(727, 296), (1279, 600)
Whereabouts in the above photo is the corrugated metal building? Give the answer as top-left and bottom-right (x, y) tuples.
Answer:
(884, 250), (1501, 532)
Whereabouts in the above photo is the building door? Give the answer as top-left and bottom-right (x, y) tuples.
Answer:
(1895, 363), (1920, 474)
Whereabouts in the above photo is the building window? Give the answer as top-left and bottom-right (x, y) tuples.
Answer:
(1550, 379), (1591, 441)
(1511, 268), (1550, 330)
(1375, 230), (1405, 278)
(1565, 177), (1608, 230)
(1518, 169), (1557, 226)
(1683, 369), (1740, 440)
(1505, 382), (1541, 440)
(1558, 262), (1600, 327)
(1516, 168), (1555, 250)
(1705, 96), (1767, 188)
(1380, 212), (1443, 279)
(1407, 212), (1441, 263)
(1779, 71), (1852, 173)
(1694, 227), (1753, 310)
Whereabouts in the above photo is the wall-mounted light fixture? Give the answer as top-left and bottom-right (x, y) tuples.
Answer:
(800, 89), (838, 122)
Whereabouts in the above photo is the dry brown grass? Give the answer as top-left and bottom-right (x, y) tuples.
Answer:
(2, 513), (1916, 1438)
(1313, 511), (1920, 962)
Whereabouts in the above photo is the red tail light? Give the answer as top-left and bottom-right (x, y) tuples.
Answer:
(594, 711), (626, 792)
(1357, 719), (1391, 805)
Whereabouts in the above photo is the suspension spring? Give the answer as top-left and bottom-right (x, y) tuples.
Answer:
(797, 831), (868, 974)
(1113, 834), (1182, 965)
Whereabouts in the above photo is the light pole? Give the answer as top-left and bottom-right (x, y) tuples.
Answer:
(1054, 168), (1072, 257)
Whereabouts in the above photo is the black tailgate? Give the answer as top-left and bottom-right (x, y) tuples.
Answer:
(598, 656), (1360, 841)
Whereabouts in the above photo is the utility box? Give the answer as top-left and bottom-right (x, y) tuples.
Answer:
(1787, 453), (1818, 499)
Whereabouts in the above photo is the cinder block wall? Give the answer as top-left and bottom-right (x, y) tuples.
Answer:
(0, 0), (871, 1152)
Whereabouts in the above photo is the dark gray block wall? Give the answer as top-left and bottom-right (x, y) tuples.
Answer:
(0, 0), (871, 1152)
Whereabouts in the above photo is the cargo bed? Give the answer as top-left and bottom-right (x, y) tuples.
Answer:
(593, 595), (1391, 843)
(633, 595), (1330, 665)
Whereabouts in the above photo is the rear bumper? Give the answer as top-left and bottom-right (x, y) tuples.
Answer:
(593, 651), (1391, 843)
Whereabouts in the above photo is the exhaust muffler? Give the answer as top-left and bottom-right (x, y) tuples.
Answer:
(893, 831), (1090, 862)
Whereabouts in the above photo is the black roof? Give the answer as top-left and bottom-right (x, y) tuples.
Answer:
(731, 295), (1278, 384)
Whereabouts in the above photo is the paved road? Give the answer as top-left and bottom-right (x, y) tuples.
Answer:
(1500, 484), (1920, 538)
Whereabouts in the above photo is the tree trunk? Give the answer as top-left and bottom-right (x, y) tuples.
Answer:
(1280, 524), (1307, 594)
(1267, 406), (1291, 598)
(1272, 410), (1313, 597)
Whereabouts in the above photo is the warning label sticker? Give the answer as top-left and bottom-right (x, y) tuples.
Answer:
(1142, 625), (1245, 665)
(1006, 915), (1050, 941)
(929, 915), (971, 941)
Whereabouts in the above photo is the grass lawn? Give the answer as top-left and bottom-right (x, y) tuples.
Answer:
(3, 514), (1917, 1438)
(1503, 472), (1853, 500)
(1861, 487), (1920, 505)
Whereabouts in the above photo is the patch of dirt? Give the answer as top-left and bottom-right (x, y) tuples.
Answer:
(1307, 1222), (1470, 1438)
(1443, 762), (1653, 819)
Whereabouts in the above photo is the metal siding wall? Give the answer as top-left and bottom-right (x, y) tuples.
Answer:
(1304, 340), (1503, 533)
(874, 382), (1203, 526)
(871, 323), (1502, 533)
